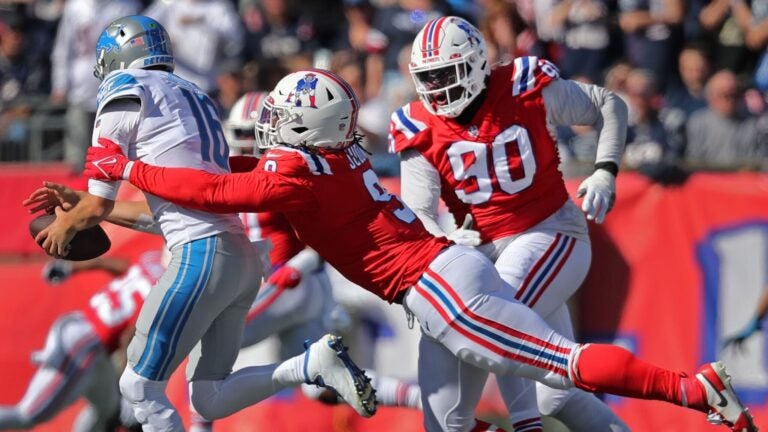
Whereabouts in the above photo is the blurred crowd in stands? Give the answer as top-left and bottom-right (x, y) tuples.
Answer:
(0, 0), (766, 179)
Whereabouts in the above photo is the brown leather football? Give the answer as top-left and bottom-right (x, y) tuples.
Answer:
(29, 214), (111, 261)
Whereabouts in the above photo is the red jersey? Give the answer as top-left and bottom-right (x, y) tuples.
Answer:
(129, 145), (450, 303)
(83, 251), (165, 352)
(389, 57), (569, 242)
(240, 211), (304, 267)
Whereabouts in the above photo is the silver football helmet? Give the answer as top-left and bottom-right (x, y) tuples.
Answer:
(93, 15), (174, 81)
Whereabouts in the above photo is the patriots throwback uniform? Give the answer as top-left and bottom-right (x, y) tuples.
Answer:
(89, 66), (758, 432)
(0, 251), (163, 431)
(390, 59), (570, 240)
(391, 57), (631, 431)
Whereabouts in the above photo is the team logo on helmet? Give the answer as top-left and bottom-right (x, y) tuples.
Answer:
(456, 20), (481, 47)
(286, 73), (318, 108)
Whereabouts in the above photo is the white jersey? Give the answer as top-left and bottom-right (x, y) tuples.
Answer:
(88, 69), (245, 249)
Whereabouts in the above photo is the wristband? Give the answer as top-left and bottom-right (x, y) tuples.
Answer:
(595, 161), (619, 177)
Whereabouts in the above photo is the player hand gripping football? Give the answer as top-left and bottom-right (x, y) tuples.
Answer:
(83, 138), (134, 181)
(576, 168), (616, 224)
(447, 214), (482, 247)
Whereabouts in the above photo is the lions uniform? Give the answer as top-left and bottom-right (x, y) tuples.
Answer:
(86, 69), (759, 432)
(0, 251), (164, 431)
(392, 17), (629, 431)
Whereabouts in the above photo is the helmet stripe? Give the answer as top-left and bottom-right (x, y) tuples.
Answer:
(308, 69), (359, 139)
(431, 17), (447, 56)
(421, 19), (433, 58)
(424, 18), (440, 57)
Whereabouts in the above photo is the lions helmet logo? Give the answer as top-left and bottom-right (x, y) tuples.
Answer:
(286, 73), (318, 108)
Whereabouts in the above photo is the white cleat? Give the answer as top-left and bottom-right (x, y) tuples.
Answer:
(696, 361), (758, 431)
(303, 334), (377, 418)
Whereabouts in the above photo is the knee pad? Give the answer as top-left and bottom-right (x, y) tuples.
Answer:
(118, 367), (174, 425)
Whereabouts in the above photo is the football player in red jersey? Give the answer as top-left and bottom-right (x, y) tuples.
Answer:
(82, 69), (756, 432)
(389, 16), (626, 431)
(0, 251), (164, 432)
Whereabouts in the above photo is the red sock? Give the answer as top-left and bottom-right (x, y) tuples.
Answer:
(471, 419), (508, 432)
(572, 344), (707, 411)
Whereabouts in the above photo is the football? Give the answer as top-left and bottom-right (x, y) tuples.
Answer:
(29, 214), (111, 261)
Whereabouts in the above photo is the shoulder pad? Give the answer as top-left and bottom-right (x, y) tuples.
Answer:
(258, 147), (331, 176)
(387, 102), (430, 154)
(511, 56), (560, 97)
(97, 71), (144, 112)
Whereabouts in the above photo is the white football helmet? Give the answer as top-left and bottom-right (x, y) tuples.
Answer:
(261, 69), (359, 150)
(225, 92), (269, 155)
(410, 16), (489, 118)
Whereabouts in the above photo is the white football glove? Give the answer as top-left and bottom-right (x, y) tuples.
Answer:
(448, 214), (482, 247)
(576, 169), (616, 224)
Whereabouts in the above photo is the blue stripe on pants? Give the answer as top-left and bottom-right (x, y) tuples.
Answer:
(134, 237), (215, 380)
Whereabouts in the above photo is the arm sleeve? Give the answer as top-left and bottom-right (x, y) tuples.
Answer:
(542, 79), (628, 166)
(88, 98), (141, 200)
(129, 163), (318, 214)
(399, 149), (447, 237)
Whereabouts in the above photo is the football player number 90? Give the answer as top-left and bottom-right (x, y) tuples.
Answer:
(447, 124), (536, 205)
(363, 169), (417, 223)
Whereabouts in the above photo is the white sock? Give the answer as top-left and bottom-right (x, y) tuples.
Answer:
(368, 372), (422, 409)
(273, 353), (307, 386)
(189, 354), (307, 420)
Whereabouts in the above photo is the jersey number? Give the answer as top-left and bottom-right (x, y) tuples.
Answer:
(447, 125), (536, 205)
(180, 88), (229, 169)
(363, 169), (416, 223)
(89, 267), (152, 327)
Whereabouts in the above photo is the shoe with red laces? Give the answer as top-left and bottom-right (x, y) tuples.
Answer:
(696, 361), (758, 431)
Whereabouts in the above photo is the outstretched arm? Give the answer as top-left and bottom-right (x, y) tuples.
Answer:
(85, 141), (316, 214)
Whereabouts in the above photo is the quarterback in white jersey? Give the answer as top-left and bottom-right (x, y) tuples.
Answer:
(34, 15), (375, 431)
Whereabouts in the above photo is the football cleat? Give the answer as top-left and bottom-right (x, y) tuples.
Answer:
(303, 334), (377, 417)
(696, 361), (758, 431)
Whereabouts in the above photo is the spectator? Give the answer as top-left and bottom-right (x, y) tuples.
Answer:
(685, 70), (768, 168)
(50, 0), (141, 172)
(622, 69), (671, 168)
(0, 13), (50, 159)
(215, 61), (245, 119)
(547, 0), (611, 83)
(479, 0), (535, 65)
(604, 60), (634, 100)
(699, 0), (755, 78)
(619, 0), (684, 90)
(241, 0), (318, 63)
(332, 0), (387, 100)
(660, 45), (711, 159)
(373, 0), (450, 74)
(665, 45), (710, 117)
(144, 0), (243, 93)
(730, 0), (768, 91)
